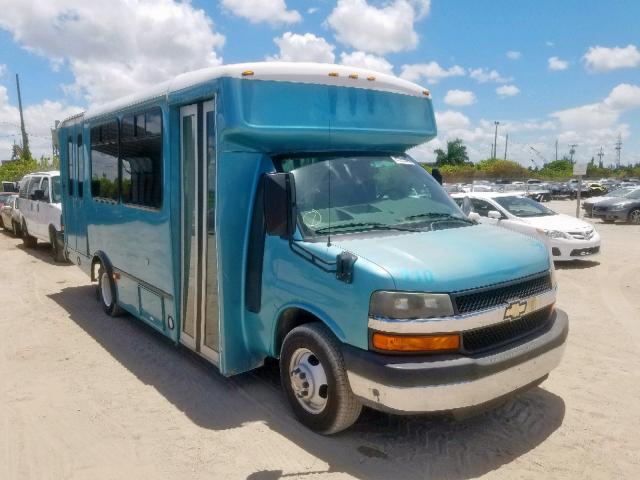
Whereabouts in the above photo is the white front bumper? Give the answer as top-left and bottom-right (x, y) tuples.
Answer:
(550, 232), (601, 261)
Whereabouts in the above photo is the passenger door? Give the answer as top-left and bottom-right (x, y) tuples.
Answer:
(25, 176), (42, 236)
(179, 100), (219, 364)
(65, 133), (79, 253)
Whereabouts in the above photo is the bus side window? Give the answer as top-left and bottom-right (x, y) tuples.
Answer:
(120, 108), (163, 209)
(67, 136), (74, 196)
(90, 121), (119, 202)
(77, 134), (84, 198)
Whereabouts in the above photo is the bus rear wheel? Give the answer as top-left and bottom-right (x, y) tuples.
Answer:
(280, 323), (362, 434)
(97, 264), (124, 317)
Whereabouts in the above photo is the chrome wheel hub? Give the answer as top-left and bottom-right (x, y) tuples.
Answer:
(289, 348), (328, 414)
(630, 210), (640, 224)
(100, 272), (113, 307)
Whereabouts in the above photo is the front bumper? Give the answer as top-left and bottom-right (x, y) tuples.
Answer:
(592, 208), (630, 221)
(343, 309), (568, 414)
(549, 234), (601, 261)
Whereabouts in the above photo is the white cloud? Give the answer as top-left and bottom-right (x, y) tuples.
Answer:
(268, 32), (335, 63)
(435, 110), (470, 130)
(545, 41), (555, 47)
(0, 0), (225, 105)
(0, 84), (82, 159)
(221, 0), (301, 26)
(307, 7), (319, 14)
(443, 89), (476, 106)
(469, 67), (510, 83)
(339, 51), (393, 74)
(326, 0), (429, 55)
(496, 85), (520, 97)
(400, 62), (465, 83)
(548, 56), (569, 71)
(583, 44), (640, 72)
(506, 51), (521, 60)
(551, 84), (640, 130)
(496, 85), (520, 98)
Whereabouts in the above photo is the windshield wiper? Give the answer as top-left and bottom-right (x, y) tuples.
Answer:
(315, 222), (421, 234)
(405, 212), (474, 224)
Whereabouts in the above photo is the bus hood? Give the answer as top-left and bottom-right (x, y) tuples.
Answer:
(333, 224), (549, 293)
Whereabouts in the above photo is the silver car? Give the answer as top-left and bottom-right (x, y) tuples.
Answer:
(592, 188), (640, 224)
(0, 193), (19, 235)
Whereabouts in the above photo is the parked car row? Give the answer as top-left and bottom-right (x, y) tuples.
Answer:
(0, 171), (66, 262)
(444, 178), (640, 201)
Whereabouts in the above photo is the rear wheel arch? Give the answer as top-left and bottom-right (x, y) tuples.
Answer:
(91, 251), (112, 281)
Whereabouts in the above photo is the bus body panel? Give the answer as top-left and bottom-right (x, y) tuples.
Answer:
(60, 71), (441, 375)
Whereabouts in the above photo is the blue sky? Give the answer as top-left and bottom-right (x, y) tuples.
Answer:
(1, 0), (639, 166)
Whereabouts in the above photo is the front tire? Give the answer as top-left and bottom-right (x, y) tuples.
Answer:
(280, 323), (362, 434)
(629, 209), (640, 225)
(97, 264), (124, 317)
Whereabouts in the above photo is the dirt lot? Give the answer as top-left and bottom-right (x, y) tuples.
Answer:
(1, 200), (639, 480)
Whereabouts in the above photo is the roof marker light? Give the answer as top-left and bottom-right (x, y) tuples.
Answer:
(328, 72), (339, 77)
(423, 89), (431, 96)
(349, 73), (359, 79)
(367, 76), (376, 81)
(242, 70), (254, 76)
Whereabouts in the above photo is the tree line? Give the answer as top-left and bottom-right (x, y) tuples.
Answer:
(431, 138), (640, 182)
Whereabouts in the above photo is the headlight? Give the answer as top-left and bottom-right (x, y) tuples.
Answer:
(543, 229), (569, 239)
(369, 291), (454, 319)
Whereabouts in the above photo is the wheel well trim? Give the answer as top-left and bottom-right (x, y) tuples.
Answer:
(91, 251), (112, 281)
(271, 302), (346, 358)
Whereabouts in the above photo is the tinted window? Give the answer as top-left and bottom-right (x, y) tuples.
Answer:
(120, 108), (162, 208)
(28, 177), (42, 199)
(77, 134), (84, 198)
(41, 177), (50, 202)
(470, 199), (495, 217)
(52, 177), (62, 203)
(19, 177), (30, 198)
(91, 121), (119, 201)
(68, 136), (74, 195)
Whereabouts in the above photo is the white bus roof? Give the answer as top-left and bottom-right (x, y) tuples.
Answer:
(65, 62), (429, 124)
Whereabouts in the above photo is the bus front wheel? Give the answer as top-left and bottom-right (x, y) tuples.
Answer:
(279, 323), (362, 434)
(97, 264), (124, 317)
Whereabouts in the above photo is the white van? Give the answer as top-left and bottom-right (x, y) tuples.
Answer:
(16, 171), (66, 262)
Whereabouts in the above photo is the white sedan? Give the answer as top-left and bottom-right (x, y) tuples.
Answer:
(452, 192), (601, 262)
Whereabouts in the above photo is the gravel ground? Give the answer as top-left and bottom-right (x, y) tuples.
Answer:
(1, 199), (639, 480)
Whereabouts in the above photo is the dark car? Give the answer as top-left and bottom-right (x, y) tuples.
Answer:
(592, 188), (640, 224)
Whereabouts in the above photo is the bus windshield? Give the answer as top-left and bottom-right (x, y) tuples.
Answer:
(278, 154), (471, 236)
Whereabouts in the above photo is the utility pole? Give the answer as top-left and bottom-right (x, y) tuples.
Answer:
(555, 139), (558, 161)
(569, 144), (578, 164)
(504, 133), (509, 160)
(492, 121), (500, 158)
(597, 147), (604, 168)
(614, 134), (622, 167)
(15, 73), (31, 159)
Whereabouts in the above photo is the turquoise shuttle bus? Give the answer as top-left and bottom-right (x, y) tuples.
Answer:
(58, 62), (568, 433)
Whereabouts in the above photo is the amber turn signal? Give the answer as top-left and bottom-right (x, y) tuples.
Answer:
(372, 332), (460, 352)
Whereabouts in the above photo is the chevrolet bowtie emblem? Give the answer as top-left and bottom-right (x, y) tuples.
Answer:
(504, 300), (527, 321)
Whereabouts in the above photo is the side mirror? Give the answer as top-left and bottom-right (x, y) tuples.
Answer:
(468, 212), (481, 222)
(460, 196), (473, 216)
(263, 172), (296, 237)
(488, 210), (502, 220)
(32, 189), (45, 201)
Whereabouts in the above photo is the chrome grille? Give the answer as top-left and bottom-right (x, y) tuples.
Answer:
(452, 273), (553, 314)
(462, 306), (553, 354)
